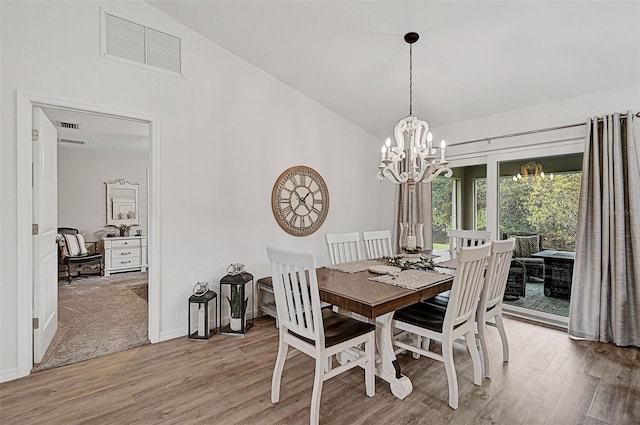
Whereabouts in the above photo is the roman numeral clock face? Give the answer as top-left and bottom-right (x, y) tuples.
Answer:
(271, 166), (329, 236)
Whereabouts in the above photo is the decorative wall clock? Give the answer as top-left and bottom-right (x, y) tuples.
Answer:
(271, 165), (329, 237)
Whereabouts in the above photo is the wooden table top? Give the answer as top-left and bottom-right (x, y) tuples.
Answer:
(316, 268), (453, 319)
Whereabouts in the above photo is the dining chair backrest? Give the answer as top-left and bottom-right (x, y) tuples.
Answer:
(325, 232), (363, 265)
(267, 247), (323, 344)
(362, 230), (393, 259)
(449, 229), (492, 253)
(480, 239), (515, 312)
(445, 243), (491, 330)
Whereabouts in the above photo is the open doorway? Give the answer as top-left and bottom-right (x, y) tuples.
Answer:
(15, 92), (160, 378)
(31, 107), (151, 372)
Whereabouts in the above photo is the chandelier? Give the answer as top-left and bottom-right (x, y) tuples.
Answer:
(377, 32), (452, 184)
(513, 161), (554, 181)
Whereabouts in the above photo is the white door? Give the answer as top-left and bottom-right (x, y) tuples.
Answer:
(32, 107), (58, 363)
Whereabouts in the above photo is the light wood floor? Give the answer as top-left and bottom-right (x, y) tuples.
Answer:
(1, 316), (638, 425)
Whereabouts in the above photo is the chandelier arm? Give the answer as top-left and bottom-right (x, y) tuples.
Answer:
(379, 165), (408, 184)
(419, 166), (453, 183)
(393, 121), (406, 154)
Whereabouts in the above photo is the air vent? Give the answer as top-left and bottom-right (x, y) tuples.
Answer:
(55, 121), (82, 130)
(102, 10), (182, 76)
(58, 138), (86, 145)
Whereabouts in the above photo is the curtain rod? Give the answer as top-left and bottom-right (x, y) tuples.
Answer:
(451, 111), (640, 147)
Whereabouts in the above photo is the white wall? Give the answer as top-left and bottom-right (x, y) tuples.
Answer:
(0, 1), (393, 381)
(57, 145), (149, 239)
(436, 84), (640, 160)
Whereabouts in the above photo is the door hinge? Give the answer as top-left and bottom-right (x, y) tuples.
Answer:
(33, 318), (40, 330)
(32, 223), (39, 235)
(32, 129), (39, 141)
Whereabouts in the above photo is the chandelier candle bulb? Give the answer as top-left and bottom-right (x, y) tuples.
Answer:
(407, 235), (417, 250)
(440, 140), (446, 162)
(381, 145), (386, 160)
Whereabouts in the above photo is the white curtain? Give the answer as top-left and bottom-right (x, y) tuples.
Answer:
(569, 112), (640, 347)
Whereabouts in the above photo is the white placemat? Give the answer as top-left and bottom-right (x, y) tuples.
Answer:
(435, 259), (458, 269)
(368, 269), (454, 290)
(324, 259), (386, 273)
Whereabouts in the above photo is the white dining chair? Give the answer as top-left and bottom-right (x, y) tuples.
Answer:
(325, 232), (363, 265)
(392, 243), (491, 409)
(449, 229), (491, 253)
(362, 230), (393, 259)
(266, 247), (375, 425)
(476, 238), (515, 379)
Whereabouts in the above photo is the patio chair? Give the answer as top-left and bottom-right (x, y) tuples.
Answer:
(505, 232), (545, 283)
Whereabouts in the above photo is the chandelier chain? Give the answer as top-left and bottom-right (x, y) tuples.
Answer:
(409, 43), (413, 115)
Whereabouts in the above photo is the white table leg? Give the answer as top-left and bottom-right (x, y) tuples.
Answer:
(375, 312), (413, 399)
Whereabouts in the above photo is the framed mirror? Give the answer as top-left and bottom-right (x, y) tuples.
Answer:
(105, 179), (140, 226)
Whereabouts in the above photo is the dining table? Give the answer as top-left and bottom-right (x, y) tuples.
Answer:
(313, 252), (455, 400)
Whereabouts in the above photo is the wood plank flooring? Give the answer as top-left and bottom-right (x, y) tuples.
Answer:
(1, 316), (638, 425)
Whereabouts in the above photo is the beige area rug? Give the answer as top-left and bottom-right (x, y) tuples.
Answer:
(32, 272), (149, 373)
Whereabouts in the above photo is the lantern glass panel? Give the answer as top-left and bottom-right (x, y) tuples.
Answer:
(219, 272), (254, 336)
(188, 291), (217, 340)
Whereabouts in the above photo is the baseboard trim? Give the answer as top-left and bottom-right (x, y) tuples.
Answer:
(1, 367), (19, 383)
(159, 328), (186, 342)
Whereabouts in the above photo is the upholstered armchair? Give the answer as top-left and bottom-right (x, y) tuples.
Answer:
(57, 227), (104, 283)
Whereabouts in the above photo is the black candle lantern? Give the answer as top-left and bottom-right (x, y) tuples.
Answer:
(188, 287), (217, 340)
(220, 268), (254, 336)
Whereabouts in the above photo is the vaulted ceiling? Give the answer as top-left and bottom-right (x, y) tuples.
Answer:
(149, 1), (640, 139)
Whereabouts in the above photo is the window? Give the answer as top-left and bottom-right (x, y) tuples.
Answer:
(473, 178), (487, 231)
(431, 164), (487, 248)
(498, 153), (583, 319)
(498, 154), (582, 250)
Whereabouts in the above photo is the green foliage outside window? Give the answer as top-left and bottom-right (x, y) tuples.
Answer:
(431, 172), (581, 252)
(499, 173), (581, 251)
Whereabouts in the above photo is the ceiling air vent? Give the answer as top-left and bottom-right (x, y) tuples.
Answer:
(55, 121), (82, 130)
(58, 138), (86, 145)
(102, 10), (182, 76)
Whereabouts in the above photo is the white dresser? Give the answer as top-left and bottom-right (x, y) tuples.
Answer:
(102, 236), (147, 276)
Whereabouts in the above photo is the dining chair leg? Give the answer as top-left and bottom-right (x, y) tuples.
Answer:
(476, 321), (491, 379)
(442, 340), (459, 409)
(310, 357), (325, 425)
(466, 330), (483, 386)
(271, 335), (288, 403)
(365, 334), (375, 397)
(325, 355), (333, 373)
(412, 334), (421, 359)
(495, 314), (510, 362)
(421, 337), (431, 351)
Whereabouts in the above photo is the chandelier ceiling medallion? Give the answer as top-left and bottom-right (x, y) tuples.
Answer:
(377, 32), (452, 185)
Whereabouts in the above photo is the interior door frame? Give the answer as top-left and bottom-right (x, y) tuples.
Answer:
(16, 91), (161, 378)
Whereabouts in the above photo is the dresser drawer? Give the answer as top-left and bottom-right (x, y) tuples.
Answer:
(111, 248), (139, 259)
(110, 239), (141, 249)
(112, 256), (141, 268)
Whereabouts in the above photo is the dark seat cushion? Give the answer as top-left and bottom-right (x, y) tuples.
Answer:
(394, 302), (446, 333)
(289, 309), (375, 348)
(421, 290), (450, 311)
(62, 252), (103, 265)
